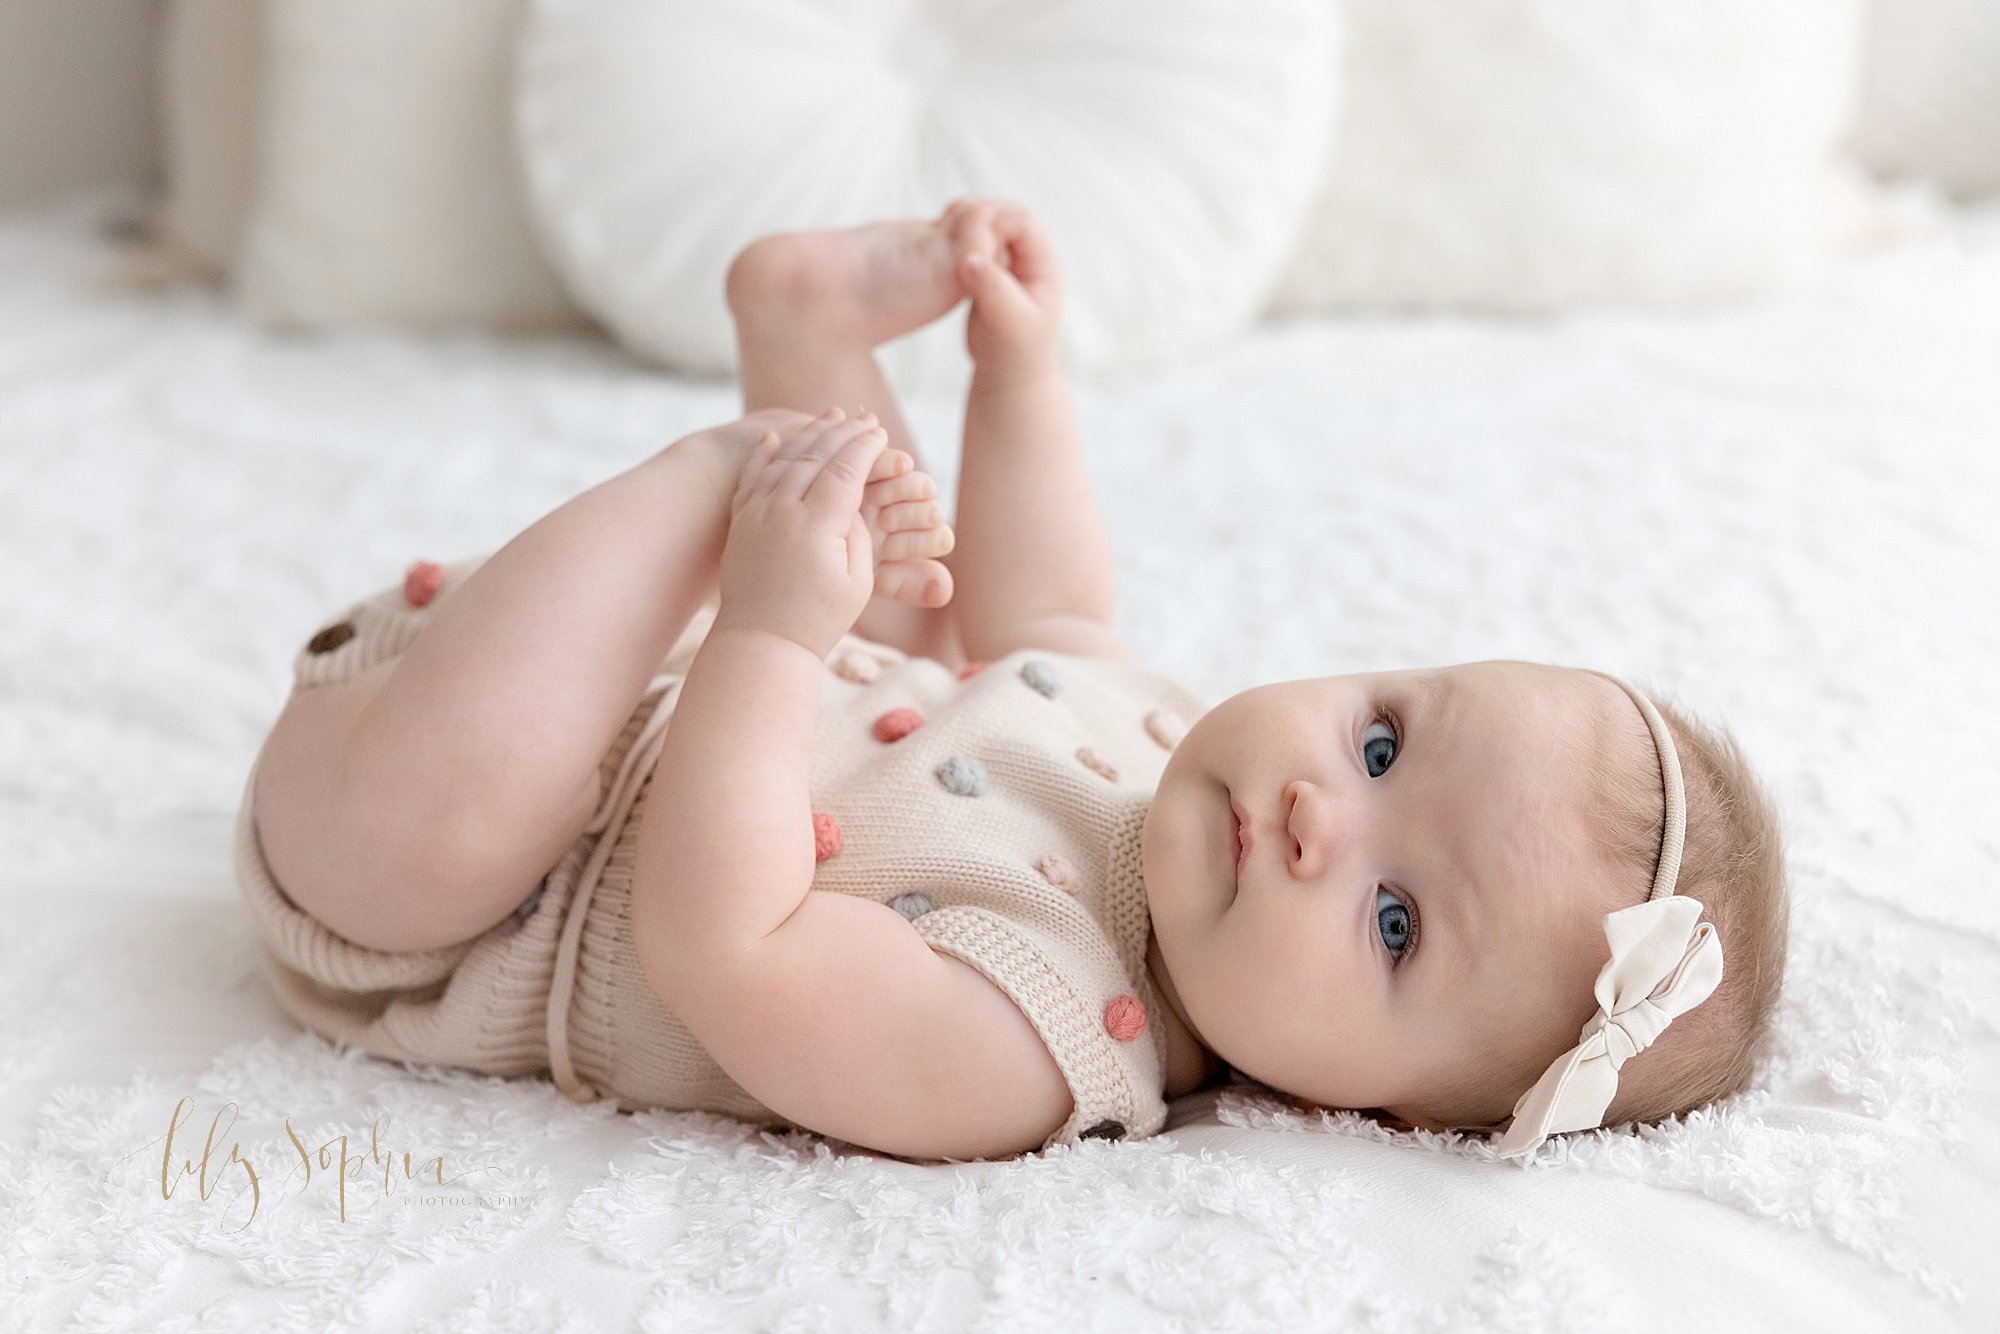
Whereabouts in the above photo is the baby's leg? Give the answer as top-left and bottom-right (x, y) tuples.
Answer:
(255, 419), (782, 954)
(725, 218), (967, 668)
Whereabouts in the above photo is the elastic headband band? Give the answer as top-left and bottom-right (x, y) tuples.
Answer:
(1612, 675), (1688, 906)
(1491, 674), (1723, 1161)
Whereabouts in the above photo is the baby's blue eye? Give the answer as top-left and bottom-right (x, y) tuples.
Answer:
(1376, 887), (1413, 959)
(1362, 719), (1398, 778)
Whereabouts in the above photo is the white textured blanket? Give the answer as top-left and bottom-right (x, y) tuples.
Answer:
(0, 197), (1994, 1331)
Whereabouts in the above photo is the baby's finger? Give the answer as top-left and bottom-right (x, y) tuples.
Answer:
(845, 512), (874, 594)
(781, 414), (879, 499)
(753, 426), (786, 463)
(772, 406), (849, 468)
(801, 424), (889, 516)
(961, 249), (1031, 318)
(733, 429), (787, 505)
(992, 206), (1060, 299)
(874, 559), (954, 609)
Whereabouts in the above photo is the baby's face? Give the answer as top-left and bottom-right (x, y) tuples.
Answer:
(1143, 660), (1647, 1129)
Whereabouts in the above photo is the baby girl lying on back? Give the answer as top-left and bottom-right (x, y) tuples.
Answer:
(237, 200), (1789, 1164)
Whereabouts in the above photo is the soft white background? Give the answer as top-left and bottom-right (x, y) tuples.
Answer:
(3, 0), (1998, 1327)
(0, 194), (1994, 1330)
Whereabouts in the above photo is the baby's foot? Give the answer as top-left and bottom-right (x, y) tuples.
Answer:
(857, 422), (955, 608)
(725, 213), (965, 350)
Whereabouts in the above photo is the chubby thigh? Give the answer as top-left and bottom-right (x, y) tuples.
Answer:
(251, 653), (604, 956)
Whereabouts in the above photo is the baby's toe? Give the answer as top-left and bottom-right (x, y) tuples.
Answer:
(879, 520), (954, 563)
(866, 447), (914, 484)
(860, 471), (936, 540)
(876, 559), (954, 609)
(873, 497), (943, 536)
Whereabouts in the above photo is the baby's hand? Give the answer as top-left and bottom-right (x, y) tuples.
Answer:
(714, 408), (954, 660)
(679, 407), (901, 492)
(946, 198), (1063, 379)
(692, 408), (954, 617)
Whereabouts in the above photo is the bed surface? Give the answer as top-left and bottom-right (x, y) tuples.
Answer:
(0, 198), (1994, 1331)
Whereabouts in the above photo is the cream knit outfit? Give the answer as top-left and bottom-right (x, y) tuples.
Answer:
(233, 553), (1214, 1150)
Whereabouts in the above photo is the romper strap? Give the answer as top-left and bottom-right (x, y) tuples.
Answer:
(545, 670), (682, 1101)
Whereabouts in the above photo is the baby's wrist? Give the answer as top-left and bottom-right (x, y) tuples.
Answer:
(707, 608), (835, 666)
(970, 345), (1065, 393)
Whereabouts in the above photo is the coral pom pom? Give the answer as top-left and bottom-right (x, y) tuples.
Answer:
(811, 812), (842, 861)
(872, 707), (924, 742)
(1103, 994), (1147, 1042)
(403, 560), (445, 607)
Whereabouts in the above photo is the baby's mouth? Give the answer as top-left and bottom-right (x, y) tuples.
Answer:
(1231, 797), (1250, 878)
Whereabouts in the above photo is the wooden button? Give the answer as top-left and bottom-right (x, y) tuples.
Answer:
(306, 622), (355, 654)
(1080, 1119), (1126, 1141)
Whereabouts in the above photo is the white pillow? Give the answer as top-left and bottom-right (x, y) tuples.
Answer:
(234, 0), (582, 333)
(516, 0), (1336, 395)
(1850, 0), (2000, 201)
(153, 0), (262, 278)
(1272, 0), (1882, 316)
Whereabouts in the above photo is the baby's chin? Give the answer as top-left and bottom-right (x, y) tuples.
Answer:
(1141, 755), (1226, 916)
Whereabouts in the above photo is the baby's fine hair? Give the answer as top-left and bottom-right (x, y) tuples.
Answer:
(1586, 690), (1790, 1131)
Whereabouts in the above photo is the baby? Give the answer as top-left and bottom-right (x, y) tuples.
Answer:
(236, 200), (1789, 1165)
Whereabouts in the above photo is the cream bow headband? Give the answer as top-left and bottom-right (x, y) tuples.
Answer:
(1492, 675), (1725, 1161)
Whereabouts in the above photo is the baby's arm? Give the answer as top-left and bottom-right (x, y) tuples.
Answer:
(945, 202), (1129, 664)
(631, 412), (1075, 1161)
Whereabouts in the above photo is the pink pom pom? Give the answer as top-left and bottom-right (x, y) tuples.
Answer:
(403, 560), (445, 607)
(1034, 852), (1079, 892)
(1075, 746), (1120, 783)
(1103, 994), (1147, 1042)
(872, 707), (924, 742)
(811, 812), (842, 861)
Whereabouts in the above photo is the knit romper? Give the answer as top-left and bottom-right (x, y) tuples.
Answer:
(233, 553), (1214, 1150)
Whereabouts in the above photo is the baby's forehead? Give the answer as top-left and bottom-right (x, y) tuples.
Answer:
(1411, 665), (1650, 1067)
(1413, 664), (1646, 932)
(1365, 660), (1628, 752)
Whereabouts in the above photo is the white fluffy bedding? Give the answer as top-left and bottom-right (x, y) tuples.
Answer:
(1, 196), (1995, 1331)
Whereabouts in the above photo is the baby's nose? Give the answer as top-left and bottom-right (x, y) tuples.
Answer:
(1283, 779), (1344, 883)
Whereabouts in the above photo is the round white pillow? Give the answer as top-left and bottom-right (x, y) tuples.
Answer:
(1850, 0), (2000, 202)
(516, 0), (1335, 395)
(1270, 0), (1882, 316)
